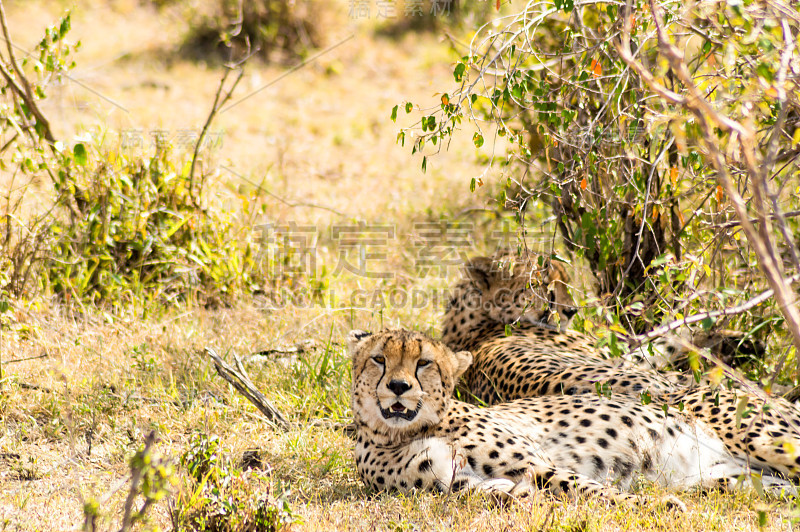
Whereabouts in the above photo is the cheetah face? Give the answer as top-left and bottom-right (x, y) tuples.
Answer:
(348, 328), (472, 435)
(464, 251), (578, 331)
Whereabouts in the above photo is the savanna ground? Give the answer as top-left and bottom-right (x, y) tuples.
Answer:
(1, 0), (799, 530)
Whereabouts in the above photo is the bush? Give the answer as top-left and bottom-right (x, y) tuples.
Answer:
(399, 0), (800, 352)
(180, 0), (328, 62)
(0, 12), (285, 313)
(173, 433), (298, 532)
(42, 141), (261, 310)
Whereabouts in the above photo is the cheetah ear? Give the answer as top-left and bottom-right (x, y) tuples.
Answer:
(464, 256), (493, 290)
(346, 329), (372, 356)
(452, 350), (473, 380)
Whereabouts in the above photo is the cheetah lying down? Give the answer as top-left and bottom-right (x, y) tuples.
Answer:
(443, 250), (765, 404)
(349, 328), (799, 503)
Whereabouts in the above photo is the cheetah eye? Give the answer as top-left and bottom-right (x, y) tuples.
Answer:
(417, 359), (431, 368)
(372, 355), (385, 365)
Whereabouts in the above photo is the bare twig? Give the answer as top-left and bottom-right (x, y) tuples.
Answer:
(17, 382), (53, 392)
(220, 165), (348, 216)
(711, 210), (800, 230)
(628, 266), (800, 347)
(204, 347), (291, 430)
(118, 431), (157, 532)
(4, 352), (48, 364)
(189, 68), (245, 198)
(0, 0), (55, 146)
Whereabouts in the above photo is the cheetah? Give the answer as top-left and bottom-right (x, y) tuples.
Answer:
(349, 328), (799, 503)
(441, 251), (800, 481)
(442, 250), (681, 404)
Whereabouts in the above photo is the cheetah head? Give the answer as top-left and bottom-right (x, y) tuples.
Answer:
(348, 328), (472, 436)
(462, 250), (577, 331)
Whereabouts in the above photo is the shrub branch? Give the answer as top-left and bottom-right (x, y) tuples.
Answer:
(617, 0), (800, 373)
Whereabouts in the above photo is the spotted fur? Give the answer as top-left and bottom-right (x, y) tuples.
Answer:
(349, 329), (798, 504)
(442, 250), (680, 403)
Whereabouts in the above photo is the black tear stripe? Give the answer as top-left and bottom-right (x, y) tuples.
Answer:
(374, 337), (388, 398)
(414, 339), (428, 394)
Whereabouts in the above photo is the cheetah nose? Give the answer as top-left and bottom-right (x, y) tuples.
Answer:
(563, 308), (578, 319)
(387, 379), (412, 396)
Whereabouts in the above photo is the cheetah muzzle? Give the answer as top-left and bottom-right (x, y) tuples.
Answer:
(381, 399), (422, 421)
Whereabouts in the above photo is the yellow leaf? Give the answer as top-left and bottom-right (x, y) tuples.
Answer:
(609, 324), (628, 335)
(782, 440), (796, 457)
(716, 185), (724, 203)
(669, 166), (678, 187)
(708, 366), (724, 386)
(702, 263), (712, 277)
(580, 177), (588, 190)
(735, 395), (751, 428)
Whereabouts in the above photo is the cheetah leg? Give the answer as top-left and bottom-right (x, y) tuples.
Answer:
(507, 466), (686, 511)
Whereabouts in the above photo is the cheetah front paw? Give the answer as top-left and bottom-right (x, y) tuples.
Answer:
(474, 478), (517, 505)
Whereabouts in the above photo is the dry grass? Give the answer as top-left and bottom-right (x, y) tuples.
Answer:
(1, 1), (799, 530)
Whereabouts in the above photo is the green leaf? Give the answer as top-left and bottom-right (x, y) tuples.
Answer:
(640, 391), (652, 405)
(390, 105), (398, 122)
(473, 133), (484, 148)
(756, 62), (773, 82)
(405, 102), (413, 113)
(454, 62), (466, 82)
(470, 177), (476, 193)
(73, 143), (87, 166)
(58, 14), (71, 39)
(421, 156), (427, 173)
(750, 508), (767, 530)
